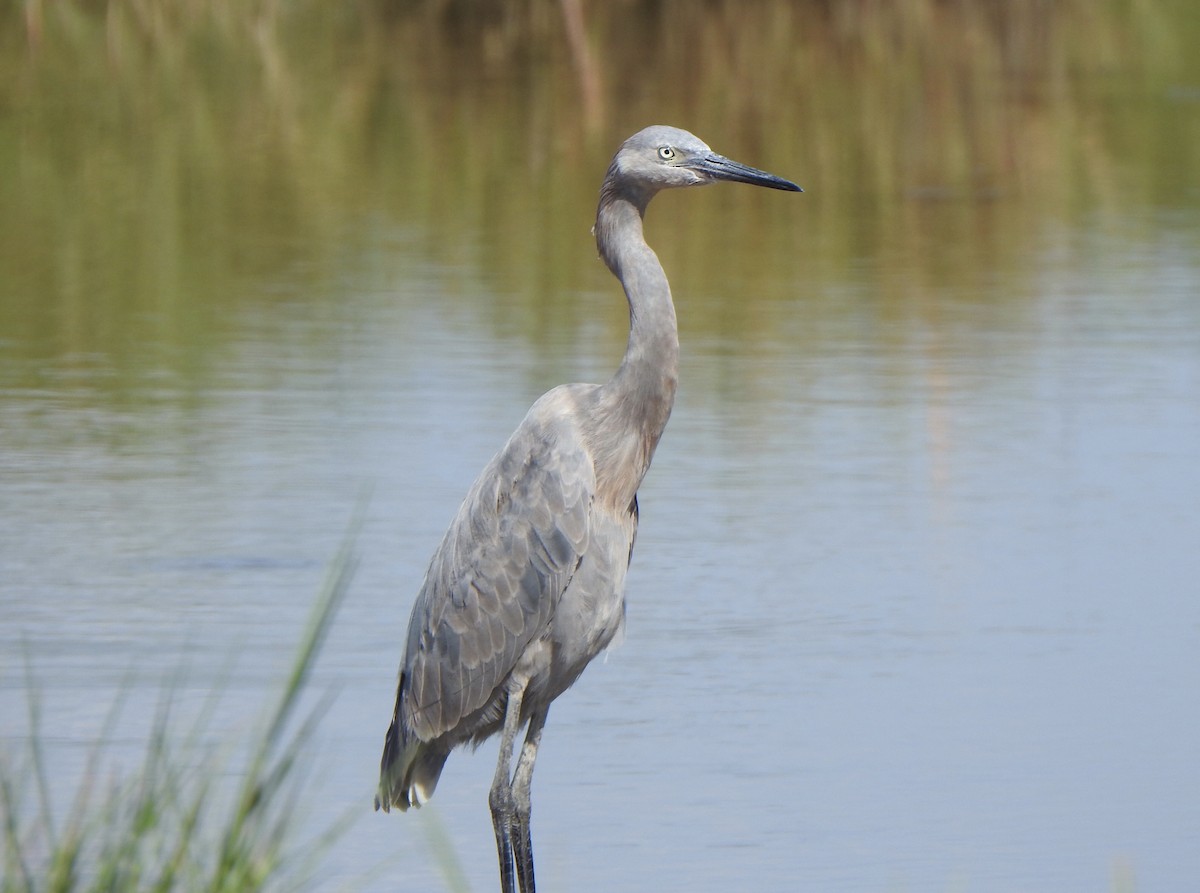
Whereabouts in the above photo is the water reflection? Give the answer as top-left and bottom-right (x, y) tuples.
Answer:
(2, 1), (1200, 890)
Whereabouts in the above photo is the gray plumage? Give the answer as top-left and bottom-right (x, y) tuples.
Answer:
(376, 125), (800, 893)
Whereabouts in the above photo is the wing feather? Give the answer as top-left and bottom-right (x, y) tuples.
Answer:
(400, 393), (594, 742)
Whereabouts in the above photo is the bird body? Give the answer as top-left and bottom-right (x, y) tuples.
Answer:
(377, 125), (799, 893)
(377, 382), (640, 810)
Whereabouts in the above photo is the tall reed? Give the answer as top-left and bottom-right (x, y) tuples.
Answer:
(0, 528), (358, 893)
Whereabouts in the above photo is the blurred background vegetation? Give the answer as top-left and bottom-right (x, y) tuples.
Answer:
(3, 0), (1197, 399)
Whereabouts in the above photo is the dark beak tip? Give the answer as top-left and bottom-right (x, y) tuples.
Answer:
(703, 155), (803, 194)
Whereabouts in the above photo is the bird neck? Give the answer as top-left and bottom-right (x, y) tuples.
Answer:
(590, 190), (680, 505)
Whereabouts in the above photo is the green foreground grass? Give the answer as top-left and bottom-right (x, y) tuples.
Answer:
(1, 531), (357, 893)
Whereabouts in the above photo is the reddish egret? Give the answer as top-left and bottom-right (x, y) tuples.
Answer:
(376, 125), (801, 893)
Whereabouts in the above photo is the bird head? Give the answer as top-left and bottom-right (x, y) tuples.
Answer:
(610, 125), (802, 196)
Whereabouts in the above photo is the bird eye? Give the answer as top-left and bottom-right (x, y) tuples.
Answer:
(657, 146), (676, 160)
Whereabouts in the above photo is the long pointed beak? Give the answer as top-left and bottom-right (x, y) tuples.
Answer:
(689, 153), (802, 192)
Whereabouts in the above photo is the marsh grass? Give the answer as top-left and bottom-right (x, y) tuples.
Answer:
(4, 0), (1192, 400)
(0, 529), (358, 893)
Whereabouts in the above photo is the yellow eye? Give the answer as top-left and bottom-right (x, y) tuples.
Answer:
(657, 146), (676, 160)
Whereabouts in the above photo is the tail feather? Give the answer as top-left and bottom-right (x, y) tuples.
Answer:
(375, 672), (448, 812)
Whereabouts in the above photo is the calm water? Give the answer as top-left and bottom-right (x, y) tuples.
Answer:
(3, 3), (1200, 891)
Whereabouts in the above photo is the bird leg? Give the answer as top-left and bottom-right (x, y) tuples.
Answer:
(489, 680), (548, 893)
(489, 680), (527, 893)
(511, 707), (548, 893)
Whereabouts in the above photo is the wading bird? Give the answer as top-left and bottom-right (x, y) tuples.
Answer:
(376, 125), (800, 893)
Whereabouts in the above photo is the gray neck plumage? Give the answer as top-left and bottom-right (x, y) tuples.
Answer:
(589, 180), (680, 507)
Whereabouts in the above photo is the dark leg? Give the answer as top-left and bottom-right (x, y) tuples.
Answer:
(511, 707), (548, 893)
(489, 681), (527, 893)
